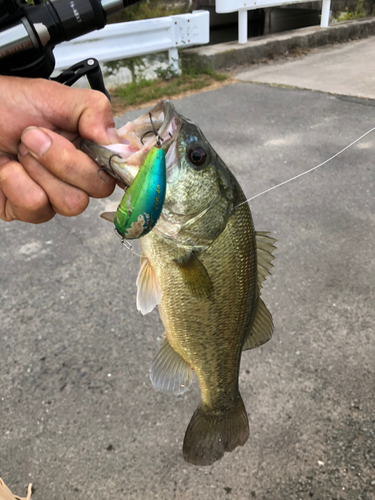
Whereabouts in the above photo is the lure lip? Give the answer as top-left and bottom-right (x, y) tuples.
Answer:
(81, 100), (178, 186)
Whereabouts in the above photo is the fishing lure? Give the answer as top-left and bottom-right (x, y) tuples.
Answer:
(101, 139), (166, 241)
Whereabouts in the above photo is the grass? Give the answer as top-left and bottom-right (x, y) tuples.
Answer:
(108, 0), (188, 24)
(106, 1), (227, 109)
(111, 66), (228, 108)
(335, 0), (373, 21)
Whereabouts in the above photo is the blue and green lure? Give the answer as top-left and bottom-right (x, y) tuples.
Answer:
(101, 142), (166, 241)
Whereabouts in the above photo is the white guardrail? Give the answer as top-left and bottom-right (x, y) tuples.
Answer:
(53, 10), (209, 72)
(216, 0), (331, 44)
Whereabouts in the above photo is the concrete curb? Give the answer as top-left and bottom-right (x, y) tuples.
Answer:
(183, 17), (375, 71)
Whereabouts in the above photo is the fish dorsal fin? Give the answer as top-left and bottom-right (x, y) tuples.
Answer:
(242, 232), (276, 351)
(100, 211), (116, 223)
(243, 297), (274, 351)
(256, 232), (276, 290)
(136, 256), (163, 315)
(150, 337), (193, 395)
(174, 251), (213, 300)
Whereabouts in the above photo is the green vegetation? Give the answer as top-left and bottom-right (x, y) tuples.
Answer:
(108, 0), (189, 24)
(111, 63), (227, 107)
(335, 0), (372, 21)
(105, 56), (149, 82)
(105, 1), (227, 108)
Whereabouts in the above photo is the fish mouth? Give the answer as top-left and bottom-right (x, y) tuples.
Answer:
(81, 100), (179, 186)
(115, 99), (178, 163)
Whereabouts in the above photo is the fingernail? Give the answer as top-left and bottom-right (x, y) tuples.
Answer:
(21, 127), (52, 157)
(107, 127), (120, 144)
(18, 143), (28, 157)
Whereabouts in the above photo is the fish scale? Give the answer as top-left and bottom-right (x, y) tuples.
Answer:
(140, 146), (260, 465)
(81, 99), (276, 466)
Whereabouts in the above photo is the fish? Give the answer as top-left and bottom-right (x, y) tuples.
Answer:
(81, 100), (276, 466)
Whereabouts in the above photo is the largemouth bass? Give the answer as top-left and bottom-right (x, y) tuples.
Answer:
(81, 100), (276, 466)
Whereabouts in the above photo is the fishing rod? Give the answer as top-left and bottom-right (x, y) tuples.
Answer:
(0, 0), (141, 93)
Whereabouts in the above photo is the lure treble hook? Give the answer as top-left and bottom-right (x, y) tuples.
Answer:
(140, 112), (164, 148)
(96, 154), (125, 184)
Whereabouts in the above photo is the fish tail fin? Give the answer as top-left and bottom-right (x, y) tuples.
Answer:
(183, 394), (249, 466)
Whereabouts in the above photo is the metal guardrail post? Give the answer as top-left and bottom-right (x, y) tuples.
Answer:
(216, 0), (332, 44)
(168, 47), (180, 74)
(238, 10), (248, 44)
(320, 0), (331, 28)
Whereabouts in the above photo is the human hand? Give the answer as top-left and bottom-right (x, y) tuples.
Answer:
(0, 76), (120, 224)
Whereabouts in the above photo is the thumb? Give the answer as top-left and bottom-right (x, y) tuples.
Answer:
(30, 79), (120, 145)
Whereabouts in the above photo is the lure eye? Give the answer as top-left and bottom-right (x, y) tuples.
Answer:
(187, 144), (208, 170)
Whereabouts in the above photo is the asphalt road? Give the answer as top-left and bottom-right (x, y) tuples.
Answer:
(1, 62), (375, 499)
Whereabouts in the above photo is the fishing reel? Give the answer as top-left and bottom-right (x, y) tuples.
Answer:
(0, 0), (140, 93)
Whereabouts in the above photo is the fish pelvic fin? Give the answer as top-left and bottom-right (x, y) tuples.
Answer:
(136, 256), (163, 315)
(183, 394), (249, 466)
(256, 231), (276, 291)
(243, 297), (274, 351)
(150, 337), (193, 395)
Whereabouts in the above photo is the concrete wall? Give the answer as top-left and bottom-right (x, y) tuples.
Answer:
(197, 0), (375, 13)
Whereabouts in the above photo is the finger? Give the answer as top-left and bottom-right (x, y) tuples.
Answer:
(31, 79), (120, 145)
(0, 78), (120, 158)
(56, 130), (79, 142)
(18, 150), (90, 217)
(0, 157), (55, 223)
(0, 187), (12, 220)
(20, 127), (116, 199)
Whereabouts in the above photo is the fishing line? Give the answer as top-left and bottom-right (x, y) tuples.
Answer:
(115, 124), (375, 258)
(235, 125), (375, 210)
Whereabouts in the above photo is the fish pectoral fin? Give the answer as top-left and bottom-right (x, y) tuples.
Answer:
(256, 231), (276, 290)
(242, 297), (274, 351)
(174, 251), (213, 300)
(100, 211), (116, 223)
(136, 256), (163, 315)
(150, 337), (193, 395)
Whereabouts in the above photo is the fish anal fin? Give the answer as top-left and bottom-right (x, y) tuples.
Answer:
(150, 337), (193, 395)
(256, 232), (276, 290)
(100, 211), (116, 223)
(183, 394), (249, 466)
(136, 256), (162, 315)
(243, 297), (274, 351)
(174, 251), (213, 300)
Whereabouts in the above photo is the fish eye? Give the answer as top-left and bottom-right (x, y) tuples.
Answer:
(187, 144), (208, 170)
